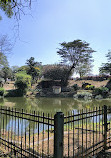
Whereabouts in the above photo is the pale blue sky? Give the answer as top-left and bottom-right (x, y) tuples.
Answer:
(0, 0), (111, 75)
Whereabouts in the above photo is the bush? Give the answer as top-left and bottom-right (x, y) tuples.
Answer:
(0, 87), (5, 96)
(73, 92), (92, 100)
(82, 82), (91, 89)
(15, 72), (32, 95)
(15, 80), (28, 95)
(72, 84), (79, 91)
(106, 79), (111, 90)
(95, 94), (103, 100)
(5, 89), (24, 97)
(15, 72), (32, 87)
(93, 87), (109, 98)
(85, 85), (95, 90)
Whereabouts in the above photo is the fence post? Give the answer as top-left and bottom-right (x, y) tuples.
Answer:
(103, 105), (108, 151)
(54, 112), (64, 158)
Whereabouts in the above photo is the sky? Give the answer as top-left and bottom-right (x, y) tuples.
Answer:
(0, 0), (111, 76)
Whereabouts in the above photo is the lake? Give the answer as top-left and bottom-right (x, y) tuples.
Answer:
(0, 97), (111, 115)
(0, 97), (111, 135)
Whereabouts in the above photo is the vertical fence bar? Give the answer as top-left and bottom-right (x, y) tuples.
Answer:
(73, 110), (74, 157)
(96, 107), (97, 155)
(33, 111), (35, 157)
(5, 107), (7, 150)
(37, 111), (39, 154)
(86, 108), (87, 155)
(11, 108), (13, 154)
(54, 112), (64, 158)
(47, 113), (49, 157)
(42, 112), (44, 157)
(93, 107), (95, 156)
(82, 109), (83, 157)
(0, 107), (1, 147)
(21, 109), (23, 157)
(78, 110), (80, 155)
(104, 105), (107, 151)
(68, 111), (70, 157)
(99, 107), (100, 143)
(8, 108), (10, 152)
(25, 110), (27, 156)
(14, 108), (16, 156)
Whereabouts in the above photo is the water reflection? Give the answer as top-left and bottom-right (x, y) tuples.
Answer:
(0, 97), (111, 114)
(1, 97), (111, 135)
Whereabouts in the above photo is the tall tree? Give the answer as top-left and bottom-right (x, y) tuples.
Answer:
(0, 66), (12, 82)
(26, 57), (41, 82)
(75, 61), (93, 78)
(100, 50), (111, 75)
(0, 53), (9, 68)
(57, 39), (95, 81)
(0, 35), (12, 68)
(0, 35), (12, 54)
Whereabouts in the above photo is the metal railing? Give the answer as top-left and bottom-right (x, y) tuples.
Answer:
(0, 106), (54, 157)
(0, 105), (111, 157)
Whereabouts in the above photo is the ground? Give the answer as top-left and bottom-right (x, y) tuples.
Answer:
(69, 80), (108, 88)
(3, 81), (15, 91)
(3, 80), (109, 91)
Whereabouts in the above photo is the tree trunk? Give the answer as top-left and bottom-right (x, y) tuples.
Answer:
(63, 64), (75, 87)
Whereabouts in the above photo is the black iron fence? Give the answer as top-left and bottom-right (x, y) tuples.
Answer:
(0, 107), (54, 157)
(0, 105), (111, 157)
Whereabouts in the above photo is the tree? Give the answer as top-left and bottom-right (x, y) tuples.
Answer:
(18, 65), (29, 73)
(0, 35), (12, 68)
(15, 71), (32, 95)
(0, 66), (12, 82)
(106, 51), (111, 62)
(0, 0), (32, 19)
(11, 65), (19, 80)
(99, 50), (111, 75)
(43, 64), (72, 86)
(11, 66), (19, 73)
(0, 35), (12, 54)
(57, 39), (95, 81)
(75, 61), (93, 78)
(0, 53), (9, 68)
(26, 57), (41, 82)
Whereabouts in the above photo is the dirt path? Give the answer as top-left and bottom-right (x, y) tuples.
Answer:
(3, 81), (15, 91)
(69, 80), (108, 88)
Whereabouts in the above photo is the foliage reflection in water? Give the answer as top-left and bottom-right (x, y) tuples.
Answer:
(0, 97), (111, 134)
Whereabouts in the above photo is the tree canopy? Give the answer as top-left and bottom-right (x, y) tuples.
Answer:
(75, 61), (93, 78)
(0, 35), (12, 68)
(26, 57), (41, 82)
(0, 66), (12, 82)
(99, 50), (111, 75)
(57, 39), (95, 79)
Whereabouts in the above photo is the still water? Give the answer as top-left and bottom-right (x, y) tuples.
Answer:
(0, 97), (111, 135)
(0, 97), (111, 114)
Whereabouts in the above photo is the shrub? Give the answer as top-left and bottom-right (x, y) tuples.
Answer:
(106, 79), (111, 90)
(72, 84), (79, 91)
(73, 92), (92, 100)
(15, 80), (28, 95)
(15, 72), (32, 87)
(93, 87), (109, 98)
(82, 82), (91, 89)
(85, 85), (95, 90)
(0, 87), (5, 96)
(15, 72), (32, 95)
(5, 89), (24, 97)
